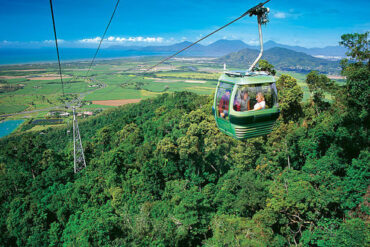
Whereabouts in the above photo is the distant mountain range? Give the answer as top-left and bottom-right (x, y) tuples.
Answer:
(109, 39), (343, 73)
(254, 41), (347, 59)
(217, 47), (341, 74)
(108, 39), (347, 59)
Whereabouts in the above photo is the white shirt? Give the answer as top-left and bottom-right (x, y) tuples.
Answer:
(254, 100), (266, 110)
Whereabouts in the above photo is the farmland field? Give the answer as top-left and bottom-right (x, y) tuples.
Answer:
(0, 56), (324, 135)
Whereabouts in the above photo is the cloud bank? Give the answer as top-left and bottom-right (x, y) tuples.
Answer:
(0, 36), (166, 48)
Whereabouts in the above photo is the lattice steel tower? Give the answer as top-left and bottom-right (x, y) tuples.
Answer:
(73, 107), (86, 173)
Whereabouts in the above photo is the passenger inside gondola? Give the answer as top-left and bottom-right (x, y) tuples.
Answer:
(218, 89), (231, 118)
(253, 92), (266, 110)
(234, 88), (250, 111)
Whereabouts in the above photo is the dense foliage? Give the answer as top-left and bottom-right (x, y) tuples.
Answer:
(0, 34), (369, 246)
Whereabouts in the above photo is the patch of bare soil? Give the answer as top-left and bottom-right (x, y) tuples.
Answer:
(184, 80), (206, 83)
(11, 69), (46, 72)
(327, 75), (346, 80)
(92, 99), (141, 106)
(27, 75), (71, 80)
(0, 76), (27, 79)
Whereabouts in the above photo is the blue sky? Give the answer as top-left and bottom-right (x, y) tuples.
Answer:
(0, 0), (369, 48)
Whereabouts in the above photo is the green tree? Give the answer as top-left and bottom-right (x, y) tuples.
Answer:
(339, 32), (370, 121)
(339, 32), (369, 63)
(205, 214), (275, 247)
(258, 59), (276, 75)
(213, 170), (269, 217)
(162, 180), (213, 245)
(276, 74), (303, 123)
(61, 204), (123, 246)
(334, 218), (370, 247)
(306, 71), (334, 114)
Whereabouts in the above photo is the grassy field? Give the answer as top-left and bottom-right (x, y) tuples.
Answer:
(0, 104), (29, 114)
(82, 104), (115, 109)
(154, 71), (221, 80)
(84, 87), (142, 100)
(0, 93), (62, 115)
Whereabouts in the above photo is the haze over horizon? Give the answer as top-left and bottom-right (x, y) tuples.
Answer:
(1, 0), (369, 49)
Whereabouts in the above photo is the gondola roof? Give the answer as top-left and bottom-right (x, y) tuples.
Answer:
(220, 71), (276, 85)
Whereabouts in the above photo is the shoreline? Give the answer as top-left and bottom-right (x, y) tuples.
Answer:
(0, 54), (168, 67)
(0, 55), (217, 68)
(0, 54), (215, 67)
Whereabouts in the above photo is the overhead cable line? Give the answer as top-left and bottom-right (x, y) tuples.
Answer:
(86, 0), (121, 77)
(125, 0), (271, 84)
(49, 0), (64, 96)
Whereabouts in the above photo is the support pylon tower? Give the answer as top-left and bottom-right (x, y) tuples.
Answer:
(73, 107), (86, 173)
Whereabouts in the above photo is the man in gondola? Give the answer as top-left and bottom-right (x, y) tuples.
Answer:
(219, 89), (231, 118)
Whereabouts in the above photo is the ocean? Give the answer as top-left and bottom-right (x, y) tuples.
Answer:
(0, 48), (169, 65)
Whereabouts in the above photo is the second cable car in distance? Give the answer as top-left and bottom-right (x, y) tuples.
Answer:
(212, 4), (280, 140)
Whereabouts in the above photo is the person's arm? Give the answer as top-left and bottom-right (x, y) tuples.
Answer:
(260, 101), (266, 109)
(247, 100), (250, 111)
(255, 105), (262, 110)
(254, 101), (266, 110)
(254, 102), (262, 110)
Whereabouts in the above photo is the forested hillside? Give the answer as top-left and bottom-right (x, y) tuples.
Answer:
(0, 34), (369, 246)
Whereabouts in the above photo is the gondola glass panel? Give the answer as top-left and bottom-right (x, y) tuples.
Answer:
(234, 83), (278, 112)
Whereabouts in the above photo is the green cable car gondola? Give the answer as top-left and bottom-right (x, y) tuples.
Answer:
(212, 4), (279, 140)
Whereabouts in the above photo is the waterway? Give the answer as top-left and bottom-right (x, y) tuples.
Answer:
(0, 120), (24, 138)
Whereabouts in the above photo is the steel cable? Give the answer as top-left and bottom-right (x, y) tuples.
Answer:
(124, 0), (271, 85)
(49, 0), (64, 96)
(86, 0), (121, 77)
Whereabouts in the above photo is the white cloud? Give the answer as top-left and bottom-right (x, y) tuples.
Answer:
(245, 39), (259, 46)
(78, 37), (101, 43)
(0, 36), (170, 48)
(273, 12), (287, 19)
(76, 36), (164, 45)
(43, 39), (65, 44)
(271, 9), (302, 20)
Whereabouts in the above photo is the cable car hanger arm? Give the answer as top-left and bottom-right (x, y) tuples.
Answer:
(248, 13), (265, 72)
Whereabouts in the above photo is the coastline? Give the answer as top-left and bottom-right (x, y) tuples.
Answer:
(0, 48), (171, 66)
